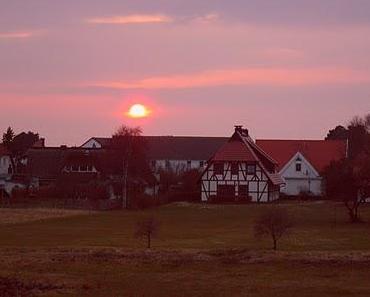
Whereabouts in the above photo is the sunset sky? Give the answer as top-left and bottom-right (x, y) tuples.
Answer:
(1, 0), (370, 146)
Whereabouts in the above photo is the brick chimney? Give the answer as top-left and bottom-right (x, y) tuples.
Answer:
(234, 125), (248, 136)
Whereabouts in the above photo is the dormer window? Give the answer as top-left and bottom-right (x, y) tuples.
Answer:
(247, 164), (256, 175)
(214, 162), (224, 175)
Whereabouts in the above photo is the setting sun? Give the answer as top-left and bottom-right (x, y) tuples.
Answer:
(127, 103), (150, 118)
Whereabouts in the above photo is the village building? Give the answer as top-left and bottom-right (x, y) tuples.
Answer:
(0, 144), (14, 197)
(256, 139), (347, 196)
(24, 147), (159, 199)
(200, 126), (284, 203)
(81, 136), (228, 172)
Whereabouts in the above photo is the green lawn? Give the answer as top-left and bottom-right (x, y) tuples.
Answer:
(0, 201), (370, 296)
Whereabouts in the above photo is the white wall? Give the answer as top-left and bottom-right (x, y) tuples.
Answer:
(201, 162), (273, 203)
(81, 139), (102, 149)
(153, 159), (205, 172)
(280, 152), (322, 196)
(0, 156), (12, 176)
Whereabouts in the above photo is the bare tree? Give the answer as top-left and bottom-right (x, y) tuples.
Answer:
(112, 125), (144, 208)
(134, 217), (159, 248)
(254, 207), (294, 250)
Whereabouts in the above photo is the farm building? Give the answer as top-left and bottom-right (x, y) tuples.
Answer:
(200, 126), (284, 203)
(81, 136), (228, 172)
(256, 139), (347, 196)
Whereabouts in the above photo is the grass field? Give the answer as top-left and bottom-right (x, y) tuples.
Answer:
(0, 201), (370, 296)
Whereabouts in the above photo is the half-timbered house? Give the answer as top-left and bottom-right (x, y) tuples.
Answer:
(200, 126), (284, 203)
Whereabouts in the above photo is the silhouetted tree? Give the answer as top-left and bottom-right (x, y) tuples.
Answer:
(134, 217), (159, 248)
(324, 152), (370, 223)
(325, 114), (370, 159)
(111, 125), (148, 208)
(10, 131), (39, 156)
(325, 125), (348, 141)
(2, 127), (15, 148)
(254, 207), (294, 250)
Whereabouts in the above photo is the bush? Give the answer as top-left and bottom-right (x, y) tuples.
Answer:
(130, 193), (158, 209)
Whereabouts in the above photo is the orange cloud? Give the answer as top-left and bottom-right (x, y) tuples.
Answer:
(86, 14), (173, 25)
(89, 68), (370, 90)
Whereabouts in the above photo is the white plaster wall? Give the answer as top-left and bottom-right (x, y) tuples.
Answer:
(280, 153), (322, 196)
(154, 159), (205, 172)
(81, 139), (102, 149)
(281, 178), (322, 196)
(0, 156), (12, 176)
(200, 162), (273, 202)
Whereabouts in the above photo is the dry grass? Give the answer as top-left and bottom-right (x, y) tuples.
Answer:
(0, 202), (369, 296)
(0, 208), (91, 225)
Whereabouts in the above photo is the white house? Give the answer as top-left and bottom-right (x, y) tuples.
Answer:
(200, 126), (284, 203)
(256, 139), (347, 196)
(0, 144), (15, 197)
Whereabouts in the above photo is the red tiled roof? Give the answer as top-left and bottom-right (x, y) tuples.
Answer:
(212, 139), (259, 162)
(256, 139), (347, 173)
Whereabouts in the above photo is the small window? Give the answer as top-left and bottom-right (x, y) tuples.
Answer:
(80, 165), (87, 172)
(165, 160), (170, 170)
(199, 161), (204, 167)
(247, 164), (256, 175)
(296, 163), (302, 172)
(214, 162), (224, 175)
(231, 162), (239, 175)
(187, 160), (191, 169)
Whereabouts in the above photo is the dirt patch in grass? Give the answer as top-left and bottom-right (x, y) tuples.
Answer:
(0, 208), (93, 225)
(0, 275), (67, 297)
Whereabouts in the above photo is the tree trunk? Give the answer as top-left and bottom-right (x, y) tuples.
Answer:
(345, 200), (361, 223)
(147, 233), (151, 249)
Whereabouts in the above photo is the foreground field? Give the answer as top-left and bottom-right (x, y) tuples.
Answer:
(0, 201), (369, 296)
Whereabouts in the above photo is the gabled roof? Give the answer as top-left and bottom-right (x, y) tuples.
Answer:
(256, 139), (347, 173)
(208, 127), (283, 185)
(212, 138), (259, 162)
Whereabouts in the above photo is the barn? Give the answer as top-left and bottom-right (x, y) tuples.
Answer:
(200, 126), (284, 203)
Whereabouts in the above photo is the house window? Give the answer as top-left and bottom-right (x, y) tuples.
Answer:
(247, 164), (256, 175)
(80, 165), (87, 172)
(213, 162), (224, 175)
(165, 160), (170, 170)
(199, 161), (204, 167)
(238, 184), (248, 197)
(187, 160), (191, 169)
(231, 162), (239, 175)
(296, 163), (302, 172)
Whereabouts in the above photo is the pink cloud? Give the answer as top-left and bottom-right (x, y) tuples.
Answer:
(0, 30), (44, 40)
(86, 14), (173, 25)
(89, 67), (370, 90)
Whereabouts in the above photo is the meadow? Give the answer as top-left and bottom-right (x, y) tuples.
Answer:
(0, 201), (370, 296)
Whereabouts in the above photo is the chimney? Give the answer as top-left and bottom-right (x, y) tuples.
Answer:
(234, 125), (243, 133)
(234, 125), (249, 136)
(242, 128), (249, 136)
(60, 145), (67, 149)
